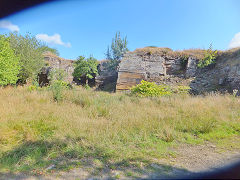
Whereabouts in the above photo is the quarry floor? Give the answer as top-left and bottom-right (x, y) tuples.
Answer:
(1, 142), (240, 180)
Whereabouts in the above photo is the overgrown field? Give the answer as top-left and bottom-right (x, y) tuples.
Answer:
(0, 87), (240, 174)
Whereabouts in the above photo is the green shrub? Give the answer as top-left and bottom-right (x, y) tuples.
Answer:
(0, 35), (20, 86)
(197, 43), (218, 68)
(49, 80), (68, 102)
(27, 85), (39, 91)
(84, 84), (91, 90)
(48, 69), (69, 102)
(173, 86), (191, 94)
(131, 80), (172, 97)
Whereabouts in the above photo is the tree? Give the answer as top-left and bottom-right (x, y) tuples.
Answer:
(72, 56), (98, 85)
(0, 35), (20, 86)
(7, 32), (55, 84)
(105, 32), (128, 70)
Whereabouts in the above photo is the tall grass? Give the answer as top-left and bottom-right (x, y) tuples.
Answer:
(0, 86), (240, 172)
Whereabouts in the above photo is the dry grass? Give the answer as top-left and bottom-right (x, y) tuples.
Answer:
(0, 86), (240, 173)
(133, 47), (206, 59)
(133, 47), (240, 60)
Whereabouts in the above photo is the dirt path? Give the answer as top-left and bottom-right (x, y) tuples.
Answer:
(168, 143), (240, 172)
(1, 143), (240, 179)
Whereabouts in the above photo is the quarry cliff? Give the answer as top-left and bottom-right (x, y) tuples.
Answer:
(39, 48), (240, 95)
(116, 47), (240, 94)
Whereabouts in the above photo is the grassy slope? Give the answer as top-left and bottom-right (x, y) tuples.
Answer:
(0, 87), (240, 174)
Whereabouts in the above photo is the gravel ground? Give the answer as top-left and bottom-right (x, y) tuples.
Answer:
(1, 143), (240, 180)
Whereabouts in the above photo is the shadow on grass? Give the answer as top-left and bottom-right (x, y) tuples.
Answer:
(0, 139), (195, 179)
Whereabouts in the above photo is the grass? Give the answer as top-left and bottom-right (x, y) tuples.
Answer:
(0, 86), (240, 174)
(133, 47), (206, 59)
(133, 46), (240, 60)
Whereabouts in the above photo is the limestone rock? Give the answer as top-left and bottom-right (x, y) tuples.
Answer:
(39, 52), (74, 86)
(116, 50), (198, 91)
(95, 60), (118, 92)
(190, 48), (240, 94)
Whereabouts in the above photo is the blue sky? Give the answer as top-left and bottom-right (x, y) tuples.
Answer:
(0, 0), (240, 60)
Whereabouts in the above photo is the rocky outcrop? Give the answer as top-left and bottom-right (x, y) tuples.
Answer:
(95, 60), (118, 92)
(39, 52), (74, 86)
(116, 47), (240, 95)
(40, 48), (240, 95)
(116, 47), (201, 91)
(190, 48), (240, 94)
(39, 53), (116, 90)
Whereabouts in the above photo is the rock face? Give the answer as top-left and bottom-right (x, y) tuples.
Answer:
(39, 52), (74, 86)
(190, 49), (240, 94)
(116, 48), (199, 91)
(39, 53), (116, 90)
(116, 47), (240, 94)
(39, 48), (240, 95)
(95, 60), (118, 92)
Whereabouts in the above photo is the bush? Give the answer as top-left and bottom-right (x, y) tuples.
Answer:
(27, 85), (39, 91)
(197, 44), (218, 68)
(173, 86), (191, 94)
(49, 80), (68, 102)
(0, 35), (20, 86)
(49, 69), (68, 102)
(131, 80), (172, 97)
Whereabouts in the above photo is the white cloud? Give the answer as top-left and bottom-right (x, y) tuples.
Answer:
(36, 33), (71, 48)
(229, 32), (240, 49)
(0, 20), (20, 32)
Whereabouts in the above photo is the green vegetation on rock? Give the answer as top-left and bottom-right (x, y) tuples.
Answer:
(197, 43), (218, 68)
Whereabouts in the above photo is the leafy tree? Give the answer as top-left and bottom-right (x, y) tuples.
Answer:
(0, 35), (20, 86)
(72, 56), (98, 85)
(7, 32), (53, 84)
(105, 32), (128, 70)
(197, 43), (218, 68)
